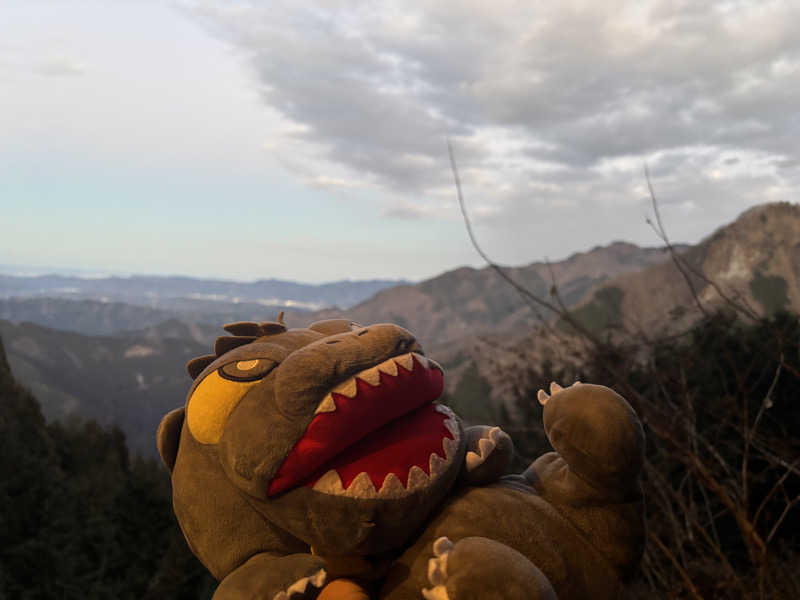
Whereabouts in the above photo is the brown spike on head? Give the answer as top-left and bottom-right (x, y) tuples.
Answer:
(187, 354), (217, 379)
(276, 310), (285, 325)
(259, 322), (287, 335)
(223, 322), (264, 336)
(214, 336), (257, 357)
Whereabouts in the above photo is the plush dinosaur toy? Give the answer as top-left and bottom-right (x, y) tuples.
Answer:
(157, 317), (645, 599)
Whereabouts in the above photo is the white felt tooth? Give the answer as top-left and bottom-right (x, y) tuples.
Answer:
(438, 551), (449, 578)
(478, 437), (496, 458)
(283, 571), (325, 597)
(489, 426), (502, 443)
(358, 365), (381, 386)
(427, 556), (447, 586)
(414, 353), (430, 369)
(309, 569), (327, 588)
(379, 472), (406, 497)
(434, 404), (451, 415)
(312, 470), (345, 495)
(333, 377), (357, 398)
(429, 452), (447, 478)
(314, 394), (336, 414)
(443, 417), (459, 438)
(537, 389), (550, 405)
(395, 353), (414, 371)
(286, 576), (310, 596)
(433, 536), (454, 556)
(466, 450), (483, 471)
(377, 358), (398, 377)
(407, 465), (429, 490)
(423, 356), (443, 373)
(550, 381), (564, 394)
(422, 586), (449, 600)
(345, 472), (378, 498)
(443, 437), (458, 460)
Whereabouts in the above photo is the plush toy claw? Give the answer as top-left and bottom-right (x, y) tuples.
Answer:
(422, 537), (453, 600)
(537, 380), (581, 405)
(422, 537), (557, 600)
(465, 426), (503, 472)
(460, 426), (513, 485)
(273, 569), (327, 600)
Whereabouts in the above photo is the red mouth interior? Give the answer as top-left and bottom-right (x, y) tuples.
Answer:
(268, 356), (447, 496)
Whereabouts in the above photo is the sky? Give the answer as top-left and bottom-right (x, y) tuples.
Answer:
(2, 1), (798, 284)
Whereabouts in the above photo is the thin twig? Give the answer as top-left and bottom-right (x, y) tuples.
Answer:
(447, 139), (606, 349)
(766, 494), (800, 545)
(644, 164), (760, 323)
(644, 164), (707, 317)
(648, 531), (705, 600)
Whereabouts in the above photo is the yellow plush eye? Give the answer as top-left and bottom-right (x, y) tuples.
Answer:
(186, 371), (261, 444)
(219, 358), (277, 382)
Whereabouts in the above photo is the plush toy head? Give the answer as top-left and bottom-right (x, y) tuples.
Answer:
(158, 318), (465, 579)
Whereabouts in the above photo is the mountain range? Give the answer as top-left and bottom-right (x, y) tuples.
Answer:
(0, 273), (406, 319)
(566, 202), (800, 335)
(1, 202), (797, 456)
(293, 240), (689, 347)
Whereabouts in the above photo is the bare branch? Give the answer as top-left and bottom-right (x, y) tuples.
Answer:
(647, 531), (705, 600)
(644, 164), (707, 318)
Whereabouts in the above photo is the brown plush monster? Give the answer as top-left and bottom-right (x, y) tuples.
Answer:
(157, 317), (645, 600)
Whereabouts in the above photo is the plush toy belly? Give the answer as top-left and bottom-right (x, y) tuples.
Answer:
(268, 352), (457, 498)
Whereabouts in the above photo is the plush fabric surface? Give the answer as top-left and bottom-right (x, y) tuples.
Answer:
(157, 318), (645, 600)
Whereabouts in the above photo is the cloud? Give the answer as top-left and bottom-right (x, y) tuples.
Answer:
(35, 56), (85, 76)
(382, 203), (427, 220)
(182, 0), (800, 258)
(305, 175), (365, 189)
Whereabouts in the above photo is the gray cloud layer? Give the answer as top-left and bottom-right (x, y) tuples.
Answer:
(183, 0), (800, 262)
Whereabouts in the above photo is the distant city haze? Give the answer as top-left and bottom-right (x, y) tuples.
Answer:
(2, 2), (799, 283)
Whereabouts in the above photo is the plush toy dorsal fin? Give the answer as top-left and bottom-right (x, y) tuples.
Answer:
(157, 406), (185, 472)
(214, 336), (257, 357)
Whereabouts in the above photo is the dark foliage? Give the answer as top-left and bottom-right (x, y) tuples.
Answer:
(0, 337), (215, 599)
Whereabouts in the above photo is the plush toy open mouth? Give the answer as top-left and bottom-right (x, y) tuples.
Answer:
(267, 352), (458, 498)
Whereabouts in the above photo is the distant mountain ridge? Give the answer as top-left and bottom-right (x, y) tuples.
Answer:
(439, 202), (800, 418)
(566, 202), (800, 335)
(0, 275), (409, 335)
(294, 241), (686, 346)
(0, 273), (407, 311)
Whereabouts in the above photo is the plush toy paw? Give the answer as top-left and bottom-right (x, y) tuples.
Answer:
(421, 537), (557, 600)
(421, 537), (454, 600)
(460, 426), (513, 485)
(273, 569), (327, 600)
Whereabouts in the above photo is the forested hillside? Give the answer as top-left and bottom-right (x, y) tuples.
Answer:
(0, 337), (216, 598)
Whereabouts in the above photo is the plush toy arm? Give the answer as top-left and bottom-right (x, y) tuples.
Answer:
(537, 382), (644, 495)
(458, 426), (513, 485)
(213, 553), (328, 600)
